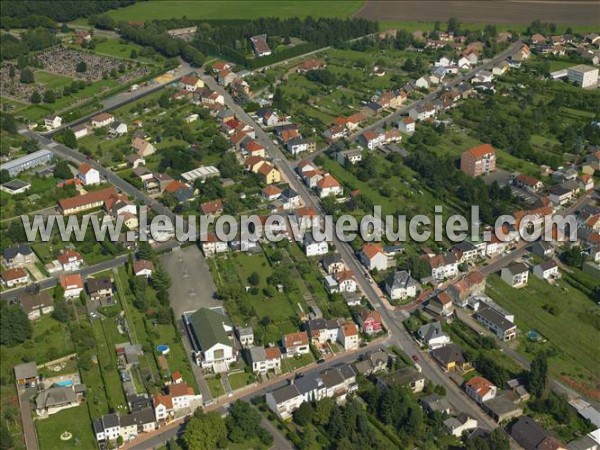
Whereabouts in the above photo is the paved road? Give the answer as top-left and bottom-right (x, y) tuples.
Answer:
(308, 40), (525, 160)
(201, 73), (499, 429)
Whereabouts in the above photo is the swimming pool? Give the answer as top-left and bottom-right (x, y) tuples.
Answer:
(54, 380), (73, 387)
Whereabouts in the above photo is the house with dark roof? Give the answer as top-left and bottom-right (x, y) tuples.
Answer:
(510, 416), (564, 450)
(431, 343), (470, 372)
(87, 277), (113, 303)
(417, 321), (451, 349)
(17, 291), (53, 320)
(376, 367), (426, 393)
(475, 307), (517, 341)
(250, 34), (272, 57)
(2, 244), (34, 268)
(187, 308), (235, 372)
(384, 270), (419, 300)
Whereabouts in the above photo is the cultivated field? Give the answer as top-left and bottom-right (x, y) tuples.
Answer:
(107, 0), (363, 21)
(356, 0), (600, 26)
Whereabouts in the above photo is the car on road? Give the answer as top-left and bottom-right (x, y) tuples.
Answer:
(317, 358), (326, 364)
(411, 354), (419, 362)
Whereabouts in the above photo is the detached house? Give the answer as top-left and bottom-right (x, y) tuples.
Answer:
(249, 347), (282, 374)
(283, 331), (310, 356)
(3, 244), (34, 268)
(44, 115), (62, 131)
(359, 130), (386, 150)
(359, 243), (388, 271)
(337, 323), (359, 350)
(250, 34), (272, 57)
(417, 322), (450, 349)
(427, 253), (459, 281)
(465, 377), (497, 404)
(87, 277), (113, 303)
(398, 117), (416, 134)
(91, 113), (114, 128)
(58, 249), (83, 271)
(431, 343), (470, 372)
(108, 121), (128, 136)
(132, 137), (156, 157)
(1, 268), (30, 288)
(356, 308), (383, 335)
(303, 233), (328, 257)
(384, 270), (419, 300)
(317, 174), (343, 198)
(133, 260), (154, 278)
(180, 75), (204, 92)
(409, 104), (436, 121)
(60, 273), (84, 299)
(501, 263), (529, 288)
(533, 259), (560, 281)
(77, 163), (100, 186)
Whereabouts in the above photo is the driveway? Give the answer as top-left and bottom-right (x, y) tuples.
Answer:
(161, 245), (219, 317)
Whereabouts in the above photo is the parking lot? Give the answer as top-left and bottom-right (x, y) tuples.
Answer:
(161, 245), (220, 317)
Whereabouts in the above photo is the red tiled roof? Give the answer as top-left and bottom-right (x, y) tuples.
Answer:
(2, 268), (27, 282)
(57, 250), (82, 264)
(466, 143), (495, 158)
(265, 347), (281, 360)
(466, 376), (495, 397)
(317, 174), (341, 189)
(164, 180), (188, 193)
(284, 331), (308, 348)
(58, 187), (117, 213)
(168, 382), (194, 397)
(78, 162), (95, 175)
(59, 273), (83, 289)
(200, 199), (224, 215)
(133, 260), (154, 273)
(361, 243), (383, 259)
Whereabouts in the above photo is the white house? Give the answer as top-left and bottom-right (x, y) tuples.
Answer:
(384, 270), (418, 300)
(304, 233), (328, 257)
(1, 268), (30, 288)
(444, 415), (478, 437)
(59, 274), (84, 299)
(409, 104), (436, 121)
(337, 322), (360, 350)
(415, 77), (430, 89)
(533, 260), (560, 281)
(77, 163), (100, 185)
(317, 174), (343, 198)
(44, 115), (62, 131)
(417, 322), (451, 350)
(249, 347), (282, 374)
(90, 113), (115, 128)
(201, 233), (229, 257)
(58, 250), (83, 271)
(398, 117), (416, 134)
(108, 121), (128, 136)
(283, 331), (310, 357)
(188, 308), (236, 373)
(501, 263), (529, 288)
(360, 243), (388, 271)
(428, 253), (459, 281)
(71, 123), (90, 139)
(465, 377), (497, 404)
(335, 270), (357, 293)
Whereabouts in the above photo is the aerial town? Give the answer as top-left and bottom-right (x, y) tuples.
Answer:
(0, 1), (599, 450)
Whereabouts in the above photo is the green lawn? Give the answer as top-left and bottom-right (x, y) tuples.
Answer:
(1, 315), (74, 381)
(206, 376), (225, 398)
(228, 371), (255, 391)
(35, 405), (96, 450)
(34, 71), (73, 90)
(282, 353), (315, 372)
(107, 0), (362, 21)
(486, 274), (600, 396)
(90, 38), (152, 62)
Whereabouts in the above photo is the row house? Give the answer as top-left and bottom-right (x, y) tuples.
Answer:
(266, 364), (357, 419)
(514, 173), (544, 192)
(426, 291), (454, 317)
(304, 318), (340, 345)
(465, 377), (497, 404)
(322, 124), (347, 142)
(153, 382), (202, 422)
(408, 103), (436, 121)
(201, 233), (228, 257)
(286, 138), (316, 155)
(93, 409), (157, 446)
(446, 271), (486, 307)
(359, 129), (386, 150)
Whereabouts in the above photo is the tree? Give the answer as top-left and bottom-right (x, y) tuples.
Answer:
(79, 290), (87, 306)
(248, 271), (260, 287)
(226, 401), (264, 444)
(293, 401), (314, 426)
(137, 241), (155, 261)
(0, 169), (10, 184)
(43, 89), (55, 103)
(0, 303), (32, 345)
(53, 160), (72, 179)
(313, 397), (335, 426)
(76, 61), (87, 73)
(181, 411), (226, 450)
(488, 428), (510, 450)
(528, 352), (548, 398)
(53, 283), (64, 302)
(63, 129), (77, 149)
(0, 422), (14, 450)
(116, 436), (123, 447)
(52, 298), (72, 323)
(8, 65), (15, 78)
(30, 90), (41, 103)
(20, 67), (34, 84)
(130, 49), (138, 59)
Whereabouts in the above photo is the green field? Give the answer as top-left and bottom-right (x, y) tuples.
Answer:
(228, 371), (255, 390)
(107, 0), (363, 21)
(35, 405), (96, 450)
(486, 274), (600, 397)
